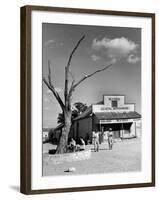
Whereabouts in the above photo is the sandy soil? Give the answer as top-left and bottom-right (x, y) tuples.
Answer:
(42, 138), (141, 176)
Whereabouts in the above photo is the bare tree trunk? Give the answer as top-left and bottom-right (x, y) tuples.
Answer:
(56, 110), (72, 154)
(43, 35), (113, 154)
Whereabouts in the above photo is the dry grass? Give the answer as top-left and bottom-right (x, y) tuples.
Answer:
(42, 138), (141, 176)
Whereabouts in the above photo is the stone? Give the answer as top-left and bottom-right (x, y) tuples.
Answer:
(68, 167), (76, 172)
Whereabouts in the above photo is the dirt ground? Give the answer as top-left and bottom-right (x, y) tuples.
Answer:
(42, 138), (141, 176)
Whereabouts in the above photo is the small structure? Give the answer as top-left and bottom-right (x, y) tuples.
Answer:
(42, 128), (50, 142)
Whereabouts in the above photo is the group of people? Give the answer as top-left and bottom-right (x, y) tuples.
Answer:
(93, 128), (114, 152)
(68, 137), (85, 152)
(68, 128), (114, 153)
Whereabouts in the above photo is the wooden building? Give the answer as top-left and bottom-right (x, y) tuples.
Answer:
(69, 95), (141, 143)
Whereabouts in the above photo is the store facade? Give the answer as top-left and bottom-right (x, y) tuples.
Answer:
(70, 95), (141, 143)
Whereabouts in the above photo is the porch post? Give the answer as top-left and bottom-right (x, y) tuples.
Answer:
(135, 122), (137, 138)
(122, 123), (124, 139)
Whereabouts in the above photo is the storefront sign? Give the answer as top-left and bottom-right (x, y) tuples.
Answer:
(93, 104), (134, 113)
(101, 107), (130, 111)
(99, 119), (137, 124)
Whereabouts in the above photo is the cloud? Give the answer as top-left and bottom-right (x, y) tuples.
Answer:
(92, 36), (139, 63)
(91, 54), (100, 61)
(44, 39), (55, 47)
(127, 54), (140, 64)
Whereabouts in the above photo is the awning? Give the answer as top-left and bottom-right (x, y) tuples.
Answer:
(94, 111), (141, 124)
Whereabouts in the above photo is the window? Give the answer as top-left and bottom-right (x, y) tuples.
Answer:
(112, 100), (118, 107)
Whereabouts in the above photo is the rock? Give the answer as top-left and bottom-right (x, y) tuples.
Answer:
(67, 167), (76, 172)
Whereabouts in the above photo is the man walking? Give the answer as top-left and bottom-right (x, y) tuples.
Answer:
(93, 130), (99, 152)
(107, 128), (113, 150)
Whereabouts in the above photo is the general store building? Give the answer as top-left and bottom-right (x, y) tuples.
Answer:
(70, 95), (141, 143)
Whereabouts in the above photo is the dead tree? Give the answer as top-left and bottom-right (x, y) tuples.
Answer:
(43, 35), (113, 154)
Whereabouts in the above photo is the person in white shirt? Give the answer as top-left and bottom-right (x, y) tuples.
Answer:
(79, 137), (85, 150)
(107, 128), (114, 150)
(92, 130), (99, 152)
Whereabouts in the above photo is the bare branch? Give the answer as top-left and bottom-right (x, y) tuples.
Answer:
(68, 80), (75, 99)
(65, 35), (85, 105)
(73, 63), (113, 89)
(43, 63), (65, 111)
(66, 35), (85, 70)
(68, 70), (75, 81)
(48, 60), (53, 87)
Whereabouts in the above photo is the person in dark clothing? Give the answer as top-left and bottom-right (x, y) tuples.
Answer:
(68, 138), (76, 152)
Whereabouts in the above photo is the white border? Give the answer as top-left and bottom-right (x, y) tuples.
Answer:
(31, 10), (152, 190)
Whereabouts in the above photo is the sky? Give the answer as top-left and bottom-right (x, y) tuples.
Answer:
(42, 23), (141, 128)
